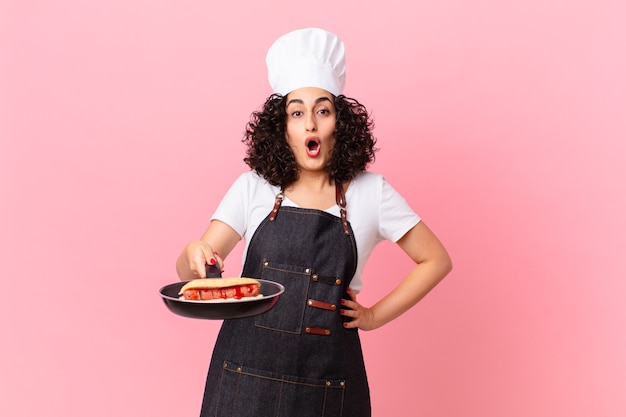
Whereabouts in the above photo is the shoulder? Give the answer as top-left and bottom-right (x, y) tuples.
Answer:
(350, 172), (411, 202)
(349, 171), (420, 240)
(232, 172), (281, 212)
(235, 170), (267, 186)
(349, 171), (384, 191)
(345, 172), (385, 221)
(348, 172), (388, 201)
(230, 171), (278, 194)
(213, 171), (278, 237)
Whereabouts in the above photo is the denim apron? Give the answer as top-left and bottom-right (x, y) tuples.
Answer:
(199, 184), (371, 417)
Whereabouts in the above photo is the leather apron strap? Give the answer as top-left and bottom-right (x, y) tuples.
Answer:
(270, 181), (350, 236)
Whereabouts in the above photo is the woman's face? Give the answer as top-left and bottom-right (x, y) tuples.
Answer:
(285, 87), (336, 175)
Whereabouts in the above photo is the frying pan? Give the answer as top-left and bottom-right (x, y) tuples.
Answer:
(159, 263), (285, 320)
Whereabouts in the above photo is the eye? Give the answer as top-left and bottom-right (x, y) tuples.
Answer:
(290, 110), (303, 117)
(317, 108), (332, 116)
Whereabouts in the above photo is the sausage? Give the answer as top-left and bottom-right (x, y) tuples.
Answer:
(182, 284), (261, 301)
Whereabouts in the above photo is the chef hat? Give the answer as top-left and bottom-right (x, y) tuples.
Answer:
(266, 28), (346, 96)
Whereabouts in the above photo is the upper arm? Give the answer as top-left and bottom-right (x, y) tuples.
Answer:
(396, 221), (452, 269)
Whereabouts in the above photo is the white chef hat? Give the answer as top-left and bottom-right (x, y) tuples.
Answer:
(266, 28), (346, 96)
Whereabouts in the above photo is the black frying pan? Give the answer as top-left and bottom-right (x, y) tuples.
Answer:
(159, 264), (285, 320)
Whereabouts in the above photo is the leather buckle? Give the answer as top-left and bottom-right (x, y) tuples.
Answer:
(305, 327), (331, 336)
(307, 299), (337, 311)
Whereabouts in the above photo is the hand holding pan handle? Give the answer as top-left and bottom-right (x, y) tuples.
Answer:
(205, 262), (222, 278)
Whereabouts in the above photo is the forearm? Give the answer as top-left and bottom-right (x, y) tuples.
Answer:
(341, 221), (452, 330)
(176, 220), (241, 281)
(369, 258), (451, 329)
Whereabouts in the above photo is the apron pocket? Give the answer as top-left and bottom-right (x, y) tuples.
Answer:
(216, 361), (345, 417)
(255, 261), (310, 334)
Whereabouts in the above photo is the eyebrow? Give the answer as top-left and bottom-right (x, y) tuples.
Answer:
(286, 96), (333, 107)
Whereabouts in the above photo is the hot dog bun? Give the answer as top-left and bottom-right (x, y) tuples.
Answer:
(179, 277), (260, 294)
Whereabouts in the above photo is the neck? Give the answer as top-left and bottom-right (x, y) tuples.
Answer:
(289, 171), (333, 191)
(284, 172), (336, 210)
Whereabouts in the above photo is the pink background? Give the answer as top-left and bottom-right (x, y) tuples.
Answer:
(2, 1), (625, 416)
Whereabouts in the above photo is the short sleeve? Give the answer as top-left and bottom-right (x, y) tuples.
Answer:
(210, 173), (251, 238)
(378, 177), (421, 243)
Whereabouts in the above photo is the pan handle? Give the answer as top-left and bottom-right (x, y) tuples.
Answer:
(205, 262), (222, 278)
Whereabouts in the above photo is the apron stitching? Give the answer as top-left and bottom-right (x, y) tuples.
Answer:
(276, 378), (283, 417)
(224, 365), (347, 387)
(231, 371), (241, 417)
(215, 364), (225, 417)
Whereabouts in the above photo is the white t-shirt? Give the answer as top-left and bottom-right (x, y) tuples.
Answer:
(211, 171), (420, 291)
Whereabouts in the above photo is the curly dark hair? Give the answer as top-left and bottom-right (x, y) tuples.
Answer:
(242, 94), (377, 188)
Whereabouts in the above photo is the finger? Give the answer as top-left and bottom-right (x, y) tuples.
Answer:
(212, 252), (225, 272)
(343, 317), (359, 329)
(193, 256), (207, 278)
(346, 287), (358, 302)
(198, 247), (226, 276)
(195, 247), (215, 278)
(189, 262), (204, 278)
(340, 307), (357, 318)
(340, 297), (359, 310)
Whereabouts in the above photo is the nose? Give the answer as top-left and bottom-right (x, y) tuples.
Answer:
(305, 113), (316, 132)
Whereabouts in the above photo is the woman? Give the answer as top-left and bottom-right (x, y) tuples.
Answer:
(176, 28), (452, 417)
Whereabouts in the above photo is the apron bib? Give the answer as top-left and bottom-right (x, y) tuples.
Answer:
(199, 186), (371, 417)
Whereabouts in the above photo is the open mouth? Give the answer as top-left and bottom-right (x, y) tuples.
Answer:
(305, 137), (321, 157)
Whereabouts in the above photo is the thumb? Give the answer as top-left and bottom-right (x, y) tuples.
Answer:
(195, 245), (214, 278)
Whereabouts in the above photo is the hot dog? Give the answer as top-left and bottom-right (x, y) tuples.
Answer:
(179, 277), (261, 301)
